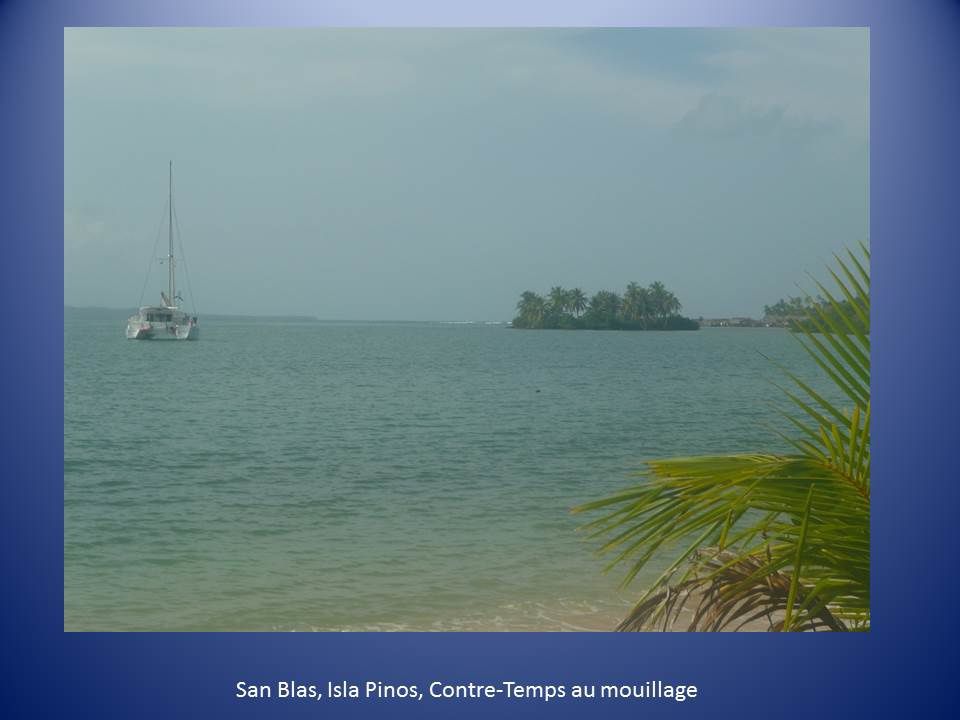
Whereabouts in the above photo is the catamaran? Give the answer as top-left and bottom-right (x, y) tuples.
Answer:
(126, 162), (199, 340)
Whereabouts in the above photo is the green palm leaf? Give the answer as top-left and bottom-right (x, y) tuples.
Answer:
(573, 244), (870, 631)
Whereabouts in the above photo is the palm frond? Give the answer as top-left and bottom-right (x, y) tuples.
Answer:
(573, 243), (870, 631)
(616, 548), (848, 632)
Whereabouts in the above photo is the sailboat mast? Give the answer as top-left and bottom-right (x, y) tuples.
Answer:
(168, 161), (175, 306)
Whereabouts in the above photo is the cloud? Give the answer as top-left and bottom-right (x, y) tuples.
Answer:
(64, 28), (866, 137)
(697, 29), (868, 140)
(674, 93), (840, 143)
(550, 29), (867, 139)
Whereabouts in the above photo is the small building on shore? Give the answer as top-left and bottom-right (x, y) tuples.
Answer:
(698, 316), (766, 328)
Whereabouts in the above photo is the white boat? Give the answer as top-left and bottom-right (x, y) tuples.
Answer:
(126, 162), (199, 340)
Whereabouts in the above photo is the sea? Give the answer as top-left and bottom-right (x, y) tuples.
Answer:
(64, 308), (831, 631)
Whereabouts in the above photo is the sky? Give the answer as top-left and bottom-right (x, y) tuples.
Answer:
(64, 28), (868, 320)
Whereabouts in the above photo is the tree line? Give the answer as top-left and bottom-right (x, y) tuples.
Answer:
(764, 294), (868, 333)
(763, 296), (815, 326)
(512, 282), (699, 330)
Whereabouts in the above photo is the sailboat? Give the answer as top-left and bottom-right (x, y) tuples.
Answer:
(126, 162), (199, 340)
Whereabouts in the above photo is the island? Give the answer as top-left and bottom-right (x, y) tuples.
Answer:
(511, 283), (699, 330)
(763, 294), (868, 333)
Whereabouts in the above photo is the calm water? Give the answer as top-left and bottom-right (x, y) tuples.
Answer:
(64, 310), (827, 631)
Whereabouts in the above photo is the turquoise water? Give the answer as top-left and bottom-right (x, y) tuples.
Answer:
(64, 310), (826, 631)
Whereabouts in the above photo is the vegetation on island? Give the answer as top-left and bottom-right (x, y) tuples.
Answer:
(763, 296), (815, 326)
(764, 294), (869, 334)
(512, 282), (699, 330)
(574, 243), (870, 631)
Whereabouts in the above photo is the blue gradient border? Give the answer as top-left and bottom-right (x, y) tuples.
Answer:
(4, 0), (958, 716)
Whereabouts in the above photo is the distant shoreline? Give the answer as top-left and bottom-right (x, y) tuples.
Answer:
(65, 305), (320, 322)
(510, 322), (699, 331)
(66, 306), (785, 327)
(64, 306), (514, 324)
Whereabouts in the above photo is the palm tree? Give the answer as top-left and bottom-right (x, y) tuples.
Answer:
(664, 289), (681, 317)
(621, 282), (639, 321)
(622, 282), (651, 326)
(587, 290), (622, 328)
(573, 244), (870, 631)
(548, 286), (569, 315)
(764, 296), (815, 326)
(515, 290), (547, 328)
(528, 295), (547, 327)
(569, 288), (588, 318)
(647, 281), (670, 323)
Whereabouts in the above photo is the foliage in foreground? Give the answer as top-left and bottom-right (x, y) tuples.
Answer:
(512, 282), (699, 331)
(573, 244), (870, 631)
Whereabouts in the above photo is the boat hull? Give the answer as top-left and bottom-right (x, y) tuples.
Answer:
(126, 315), (199, 340)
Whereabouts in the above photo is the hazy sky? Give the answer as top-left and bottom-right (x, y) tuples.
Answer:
(64, 28), (868, 320)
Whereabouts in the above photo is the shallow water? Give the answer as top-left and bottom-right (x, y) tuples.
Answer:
(64, 310), (829, 631)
